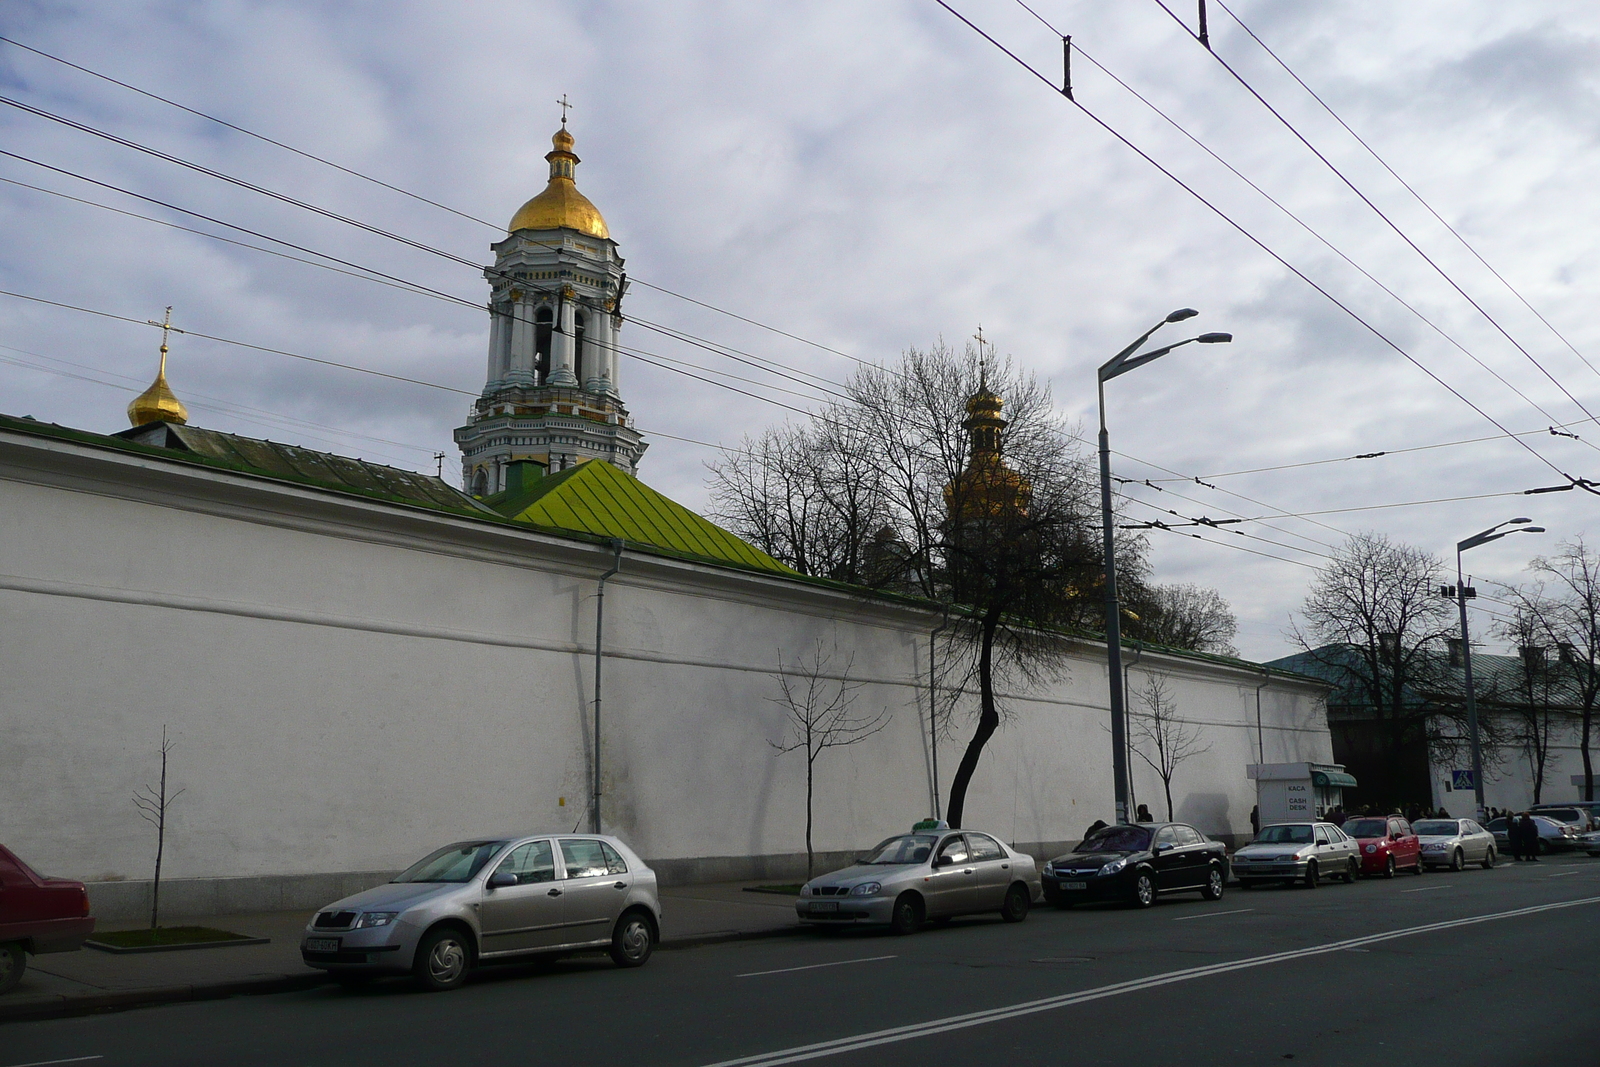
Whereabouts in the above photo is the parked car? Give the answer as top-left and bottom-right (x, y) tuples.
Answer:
(1231, 822), (1360, 888)
(1412, 818), (1497, 869)
(1578, 829), (1600, 858)
(1486, 816), (1581, 855)
(300, 834), (661, 991)
(1041, 822), (1228, 909)
(797, 826), (1040, 933)
(0, 844), (94, 994)
(1530, 805), (1598, 833)
(1340, 815), (1423, 878)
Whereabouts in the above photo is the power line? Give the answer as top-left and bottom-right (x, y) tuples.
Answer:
(1150, 0), (1600, 434)
(936, 0), (1587, 491)
(1211, 0), (1600, 388)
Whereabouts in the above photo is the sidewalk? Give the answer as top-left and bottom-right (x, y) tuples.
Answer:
(1, 881), (801, 1024)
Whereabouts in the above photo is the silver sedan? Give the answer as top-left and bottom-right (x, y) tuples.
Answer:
(797, 828), (1041, 934)
(1231, 822), (1361, 887)
(1413, 818), (1497, 869)
(300, 834), (661, 990)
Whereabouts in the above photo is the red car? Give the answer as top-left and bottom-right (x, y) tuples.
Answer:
(1340, 816), (1423, 877)
(0, 844), (95, 993)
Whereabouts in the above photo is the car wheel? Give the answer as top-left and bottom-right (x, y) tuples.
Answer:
(1483, 847), (1497, 869)
(1447, 849), (1462, 871)
(1131, 871), (1157, 908)
(1345, 858), (1359, 883)
(1304, 861), (1319, 889)
(1383, 855), (1396, 879)
(609, 910), (655, 968)
(412, 925), (473, 992)
(1001, 883), (1031, 923)
(0, 942), (24, 994)
(890, 893), (923, 935)
(1201, 865), (1225, 900)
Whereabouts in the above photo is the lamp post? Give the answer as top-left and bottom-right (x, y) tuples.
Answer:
(1447, 518), (1544, 823)
(1098, 310), (1231, 825)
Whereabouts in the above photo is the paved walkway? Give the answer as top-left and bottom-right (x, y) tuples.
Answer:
(2, 881), (801, 1023)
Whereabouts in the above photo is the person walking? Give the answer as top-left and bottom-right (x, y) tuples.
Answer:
(1135, 803), (1153, 823)
(1250, 805), (1260, 835)
(1509, 813), (1525, 861)
(1519, 812), (1541, 861)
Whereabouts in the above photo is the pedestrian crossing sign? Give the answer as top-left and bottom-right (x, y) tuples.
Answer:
(1452, 769), (1474, 790)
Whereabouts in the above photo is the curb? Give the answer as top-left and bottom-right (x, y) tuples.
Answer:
(1, 927), (804, 1024)
(0, 972), (328, 1025)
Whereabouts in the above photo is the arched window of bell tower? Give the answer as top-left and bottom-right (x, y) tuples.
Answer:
(534, 306), (553, 384)
(574, 311), (588, 384)
(470, 468), (488, 497)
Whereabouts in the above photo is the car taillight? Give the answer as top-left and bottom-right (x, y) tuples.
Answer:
(79, 887), (90, 917)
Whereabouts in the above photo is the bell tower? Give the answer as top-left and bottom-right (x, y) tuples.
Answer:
(454, 116), (646, 496)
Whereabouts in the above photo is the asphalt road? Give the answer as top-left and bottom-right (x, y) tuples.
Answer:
(7, 855), (1600, 1067)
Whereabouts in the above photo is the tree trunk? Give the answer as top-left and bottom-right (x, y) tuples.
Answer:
(151, 749), (166, 930)
(1163, 776), (1174, 822)
(1583, 700), (1595, 802)
(944, 613), (1000, 829)
(805, 755), (815, 879)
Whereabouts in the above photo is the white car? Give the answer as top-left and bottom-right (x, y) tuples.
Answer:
(1231, 822), (1360, 888)
(1412, 818), (1497, 869)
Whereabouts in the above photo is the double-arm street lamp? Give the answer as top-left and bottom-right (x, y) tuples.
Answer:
(1099, 309), (1232, 825)
(1445, 518), (1544, 823)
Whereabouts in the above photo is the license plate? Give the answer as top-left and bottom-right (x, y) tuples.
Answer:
(305, 938), (340, 953)
(1062, 881), (1087, 890)
(810, 901), (839, 913)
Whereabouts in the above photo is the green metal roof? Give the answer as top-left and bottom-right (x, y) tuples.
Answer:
(492, 459), (795, 576)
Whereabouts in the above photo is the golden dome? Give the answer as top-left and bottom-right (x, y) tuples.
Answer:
(944, 378), (1030, 520)
(128, 314), (188, 427)
(507, 125), (610, 239)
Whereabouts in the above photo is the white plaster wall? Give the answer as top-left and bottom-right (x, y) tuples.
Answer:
(0, 433), (1332, 884)
(1428, 719), (1598, 813)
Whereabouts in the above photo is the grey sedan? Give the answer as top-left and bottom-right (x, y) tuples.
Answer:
(300, 834), (661, 990)
(797, 828), (1041, 934)
(1231, 822), (1360, 887)
(1413, 818), (1497, 869)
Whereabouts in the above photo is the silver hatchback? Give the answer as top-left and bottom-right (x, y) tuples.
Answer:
(300, 834), (661, 990)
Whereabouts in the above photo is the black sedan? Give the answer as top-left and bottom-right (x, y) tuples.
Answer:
(1041, 822), (1228, 909)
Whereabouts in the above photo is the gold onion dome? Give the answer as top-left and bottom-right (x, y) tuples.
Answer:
(945, 378), (1029, 519)
(507, 125), (610, 239)
(127, 326), (188, 427)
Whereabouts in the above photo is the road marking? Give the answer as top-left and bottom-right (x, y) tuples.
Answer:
(1548, 872), (1582, 878)
(1401, 884), (1453, 893)
(1172, 908), (1254, 921)
(737, 955), (896, 978)
(2, 1058), (105, 1067)
(699, 895), (1600, 1067)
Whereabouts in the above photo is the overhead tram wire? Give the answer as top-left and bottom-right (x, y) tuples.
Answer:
(1149, 0), (1600, 433)
(936, 1), (1592, 493)
(1211, 0), (1600, 387)
(1007, 4), (1599, 455)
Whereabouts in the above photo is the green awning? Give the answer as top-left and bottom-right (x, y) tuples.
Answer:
(1312, 770), (1358, 789)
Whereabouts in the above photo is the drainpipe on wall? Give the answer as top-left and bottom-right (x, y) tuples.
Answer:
(1254, 670), (1271, 764)
(1124, 640), (1144, 817)
(592, 538), (624, 834)
(929, 609), (951, 821)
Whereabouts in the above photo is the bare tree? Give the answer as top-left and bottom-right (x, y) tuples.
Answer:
(770, 641), (890, 877)
(1291, 532), (1458, 803)
(132, 726), (185, 929)
(1127, 674), (1211, 821)
(1515, 538), (1600, 800)
(1127, 583), (1239, 656)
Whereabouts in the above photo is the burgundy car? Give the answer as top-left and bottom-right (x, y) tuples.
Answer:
(0, 845), (95, 993)
(1341, 816), (1423, 877)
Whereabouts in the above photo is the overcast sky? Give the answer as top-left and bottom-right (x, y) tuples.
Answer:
(3, 1), (1598, 662)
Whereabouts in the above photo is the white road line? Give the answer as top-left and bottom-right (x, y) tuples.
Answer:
(2, 1057), (105, 1067)
(700, 895), (1600, 1067)
(1172, 908), (1254, 921)
(737, 955), (896, 978)
(1548, 872), (1582, 877)
(1401, 885), (1453, 893)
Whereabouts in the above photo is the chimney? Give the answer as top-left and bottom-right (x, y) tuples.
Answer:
(504, 459), (546, 494)
(1447, 638), (1465, 668)
(1520, 645), (1547, 674)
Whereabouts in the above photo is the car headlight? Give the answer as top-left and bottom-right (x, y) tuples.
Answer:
(800, 885), (812, 896)
(354, 911), (399, 929)
(1100, 857), (1128, 876)
(850, 882), (882, 896)
(1043, 862), (1055, 876)
(1365, 843), (1377, 854)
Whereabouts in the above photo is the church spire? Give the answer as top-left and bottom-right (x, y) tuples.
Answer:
(127, 307), (189, 427)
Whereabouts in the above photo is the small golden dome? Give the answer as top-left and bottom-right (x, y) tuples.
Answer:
(507, 125), (610, 239)
(128, 311), (188, 427)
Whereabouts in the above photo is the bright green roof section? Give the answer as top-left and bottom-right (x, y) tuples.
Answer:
(498, 459), (795, 576)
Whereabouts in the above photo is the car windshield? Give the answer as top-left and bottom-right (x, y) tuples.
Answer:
(392, 840), (508, 883)
(1342, 819), (1388, 838)
(1254, 825), (1313, 844)
(862, 834), (939, 865)
(1413, 820), (1459, 836)
(1076, 826), (1151, 853)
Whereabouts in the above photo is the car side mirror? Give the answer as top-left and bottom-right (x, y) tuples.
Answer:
(1153, 842), (1173, 853)
(934, 855), (954, 869)
(487, 870), (518, 890)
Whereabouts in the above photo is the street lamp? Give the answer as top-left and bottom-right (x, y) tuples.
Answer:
(1446, 518), (1544, 823)
(1098, 310), (1232, 825)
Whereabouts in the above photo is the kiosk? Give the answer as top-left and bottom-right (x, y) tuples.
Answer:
(1247, 762), (1358, 826)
